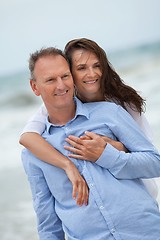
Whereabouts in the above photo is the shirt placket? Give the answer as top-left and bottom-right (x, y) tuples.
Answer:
(83, 164), (122, 240)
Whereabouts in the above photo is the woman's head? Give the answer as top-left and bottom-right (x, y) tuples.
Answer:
(65, 38), (145, 113)
(64, 38), (108, 102)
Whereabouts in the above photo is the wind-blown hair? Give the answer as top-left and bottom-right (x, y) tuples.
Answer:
(64, 38), (145, 113)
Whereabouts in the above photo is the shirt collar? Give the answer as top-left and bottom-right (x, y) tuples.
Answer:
(45, 97), (90, 133)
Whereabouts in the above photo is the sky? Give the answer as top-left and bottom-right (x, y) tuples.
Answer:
(1, 0), (160, 76)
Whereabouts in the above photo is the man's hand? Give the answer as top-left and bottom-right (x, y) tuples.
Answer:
(65, 161), (89, 206)
(64, 131), (107, 162)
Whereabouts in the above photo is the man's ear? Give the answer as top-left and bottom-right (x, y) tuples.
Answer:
(30, 79), (40, 96)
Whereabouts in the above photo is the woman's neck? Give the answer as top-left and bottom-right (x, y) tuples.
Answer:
(77, 92), (104, 103)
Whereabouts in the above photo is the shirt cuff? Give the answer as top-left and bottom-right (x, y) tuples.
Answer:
(96, 143), (120, 169)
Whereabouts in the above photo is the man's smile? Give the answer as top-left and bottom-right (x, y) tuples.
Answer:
(55, 90), (69, 96)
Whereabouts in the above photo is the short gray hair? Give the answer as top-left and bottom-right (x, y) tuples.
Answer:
(29, 47), (67, 80)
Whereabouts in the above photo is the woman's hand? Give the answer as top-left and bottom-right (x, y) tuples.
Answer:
(64, 131), (107, 162)
(64, 131), (128, 162)
(65, 161), (89, 206)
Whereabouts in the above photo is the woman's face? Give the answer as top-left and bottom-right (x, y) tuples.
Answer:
(71, 49), (103, 102)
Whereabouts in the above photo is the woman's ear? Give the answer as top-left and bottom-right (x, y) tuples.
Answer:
(30, 79), (40, 96)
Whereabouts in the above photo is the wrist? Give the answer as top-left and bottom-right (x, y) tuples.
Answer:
(63, 159), (75, 172)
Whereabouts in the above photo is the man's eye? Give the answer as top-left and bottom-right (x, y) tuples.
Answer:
(62, 74), (69, 79)
(46, 78), (55, 82)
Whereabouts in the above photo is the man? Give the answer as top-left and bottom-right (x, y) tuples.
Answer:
(22, 47), (160, 240)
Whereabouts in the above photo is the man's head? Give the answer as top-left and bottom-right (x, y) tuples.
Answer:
(29, 47), (74, 116)
(29, 47), (66, 80)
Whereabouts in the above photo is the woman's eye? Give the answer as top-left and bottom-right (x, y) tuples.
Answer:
(94, 64), (100, 68)
(77, 66), (85, 70)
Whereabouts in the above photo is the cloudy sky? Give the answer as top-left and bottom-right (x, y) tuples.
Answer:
(1, 0), (160, 75)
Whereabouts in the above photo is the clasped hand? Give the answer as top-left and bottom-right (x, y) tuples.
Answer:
(64, 131), (126, 206)
(64, 131), (107, 162)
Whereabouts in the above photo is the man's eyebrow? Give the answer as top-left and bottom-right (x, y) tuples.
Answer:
(62, 71), (71, 75)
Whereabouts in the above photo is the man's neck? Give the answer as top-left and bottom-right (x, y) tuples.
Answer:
(47, 102), (76, 126)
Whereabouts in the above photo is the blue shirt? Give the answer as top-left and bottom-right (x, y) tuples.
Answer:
(22, 98), (160, 240)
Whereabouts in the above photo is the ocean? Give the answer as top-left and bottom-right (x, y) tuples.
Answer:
(0, 41), (160, 239)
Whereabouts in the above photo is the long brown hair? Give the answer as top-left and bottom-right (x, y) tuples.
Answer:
(64, 38), (145, 114)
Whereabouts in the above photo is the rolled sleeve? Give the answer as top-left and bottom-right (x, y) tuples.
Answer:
(21, 121), (45, 135)
(21, 104), (47, 135)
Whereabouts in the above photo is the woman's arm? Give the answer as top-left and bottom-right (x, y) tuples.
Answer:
(64, 115), (159, 199)
(20, 104), (89, 206)
(64, 131), (108, 161)
(19, 133), (88, 206)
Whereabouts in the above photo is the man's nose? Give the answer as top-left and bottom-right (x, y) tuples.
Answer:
(57, 77), (65, 89)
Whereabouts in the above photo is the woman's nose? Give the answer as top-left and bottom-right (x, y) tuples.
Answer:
(87, 67), (96, 77)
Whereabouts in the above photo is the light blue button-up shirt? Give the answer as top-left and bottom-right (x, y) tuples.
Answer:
(22, 98), (160, 240)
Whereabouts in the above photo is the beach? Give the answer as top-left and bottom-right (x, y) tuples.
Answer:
(0, 41), (160, 239)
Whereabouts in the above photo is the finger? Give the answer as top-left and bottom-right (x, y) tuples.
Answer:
(85, 132), (105, 145)
(101, 135), (112, 143)
(76, 180), (89, 206)
(72, 183), (78, 200)
(68, 135), (83, 144)
(64, 145), (83, 155)
(84, 185), (89, 205)
(81, 183), (89, 206)
(76, 182), (83, 206)
(72, 180), (83, 206)
(80, 135), (91, 140)
(84, 131), (99, 139)
(65, 138), (83, 149)
(78, 184), (85, 206)
(68, 153), (86, 160)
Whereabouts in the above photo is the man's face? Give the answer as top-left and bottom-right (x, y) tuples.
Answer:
(30, 55), (74, 111)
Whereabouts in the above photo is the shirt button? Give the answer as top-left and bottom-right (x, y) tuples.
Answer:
(111, 228), (116, 234)
(90, 183), (94, 187)
(99, 205), (104, 210)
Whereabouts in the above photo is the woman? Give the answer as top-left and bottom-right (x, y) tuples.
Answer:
(20, 38), (158, 205)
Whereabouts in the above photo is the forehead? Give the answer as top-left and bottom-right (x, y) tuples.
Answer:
(34, 55), (70, 77)
(71, 49), (99, 65)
